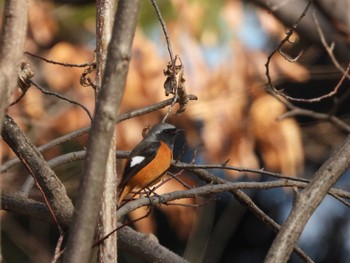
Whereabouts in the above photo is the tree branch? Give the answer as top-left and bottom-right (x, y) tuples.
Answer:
(118, 225), (189, 263)
(62, 1), (142, 262)
(265, 134), (350, 263)
(95, 0), (118, 261)
(179, 166), (314, 263)
(1, 191), (188, 263)
(0, 0), (28, 132)
(0, 94), (197, 173)
(1, 116), (74, 228)
(1, 191), (52, 223)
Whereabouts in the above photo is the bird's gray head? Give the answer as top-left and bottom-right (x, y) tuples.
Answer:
(146, 123), (181, 148)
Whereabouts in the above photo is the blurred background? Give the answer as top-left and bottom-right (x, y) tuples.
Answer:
(1, 0), (350, 262)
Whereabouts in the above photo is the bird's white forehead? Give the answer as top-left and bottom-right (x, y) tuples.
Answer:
(130, 156), (146, 167)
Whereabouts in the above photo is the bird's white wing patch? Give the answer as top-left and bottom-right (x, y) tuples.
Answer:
(130, 156), (146, 167)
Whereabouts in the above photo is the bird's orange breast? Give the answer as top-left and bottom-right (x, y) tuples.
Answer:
(129, 141), (172, 189)
(118, 141), (173, 205)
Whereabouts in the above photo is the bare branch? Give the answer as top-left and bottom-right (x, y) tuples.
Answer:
(150, 0), (175, 64)
(117, 181), (314, 261)
(1, 191), (189, 263)
(1, 191), (52, 223)
(265, 0), (312, 96)
(0, 0), (28, 131)
(265, 134), (350, 263)
(273, 62), (350, 103)
(63, 1), (142, 262)
(278, 104), (350, 133)
(0, 95), (197, 173)
(95, 1), (118, 257)
(118, 225), (190, 263)
(175, 162), (309, 183)
(24, 51), (94, 68)
(30, 80), (93, 121)
(1, 116), (74, 228)
(177, 167), (314, 263)
(312, 13), (350, 80)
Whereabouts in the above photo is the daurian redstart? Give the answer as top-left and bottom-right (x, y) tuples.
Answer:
(118, 123), (181, 205)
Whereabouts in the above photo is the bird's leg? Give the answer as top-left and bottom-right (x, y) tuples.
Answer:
(143, 187), (165, 207)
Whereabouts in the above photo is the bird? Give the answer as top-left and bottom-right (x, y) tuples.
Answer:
(117, 123), (181, 206)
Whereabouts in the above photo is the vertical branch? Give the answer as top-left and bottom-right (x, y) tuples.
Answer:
(62, 1), (142, 262)
(0, 0), (28, 132)
(95, 0), (118, 261)
(95, 0), (116, 93)
(265, 135), (350, 263)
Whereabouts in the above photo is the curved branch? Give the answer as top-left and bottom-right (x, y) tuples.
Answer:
(1, 116), (74, 228)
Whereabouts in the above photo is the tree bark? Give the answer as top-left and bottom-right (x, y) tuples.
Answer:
(62, 1), (142, 262)
(0, 0), (28, 133)
(1, 116), (74, 227)
(95, 0), (118, 262)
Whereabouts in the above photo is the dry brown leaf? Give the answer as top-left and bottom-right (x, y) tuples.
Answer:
(28, 1), (58, 46)
(249, 95), (304, 176)
(21, 88), (45, 119)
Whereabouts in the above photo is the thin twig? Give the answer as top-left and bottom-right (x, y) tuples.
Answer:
(30, 80), (93, 121)
(312, 13), (350, 80)
(9, 88), (28, 106)
(175, 162), (310, 183)
(93, 209), (152, 247)
(51, 233), (65, 263)
(275, 62), (350, 102)
(150, 0), (181, 122)
(176, 167), (314, 263)
(25, 51), (94, 68)
(0, 95), (197, 172)
(265, 0), (312, 95)
(150, 0), (174, 62)
(277, 104), (350, 133)
(177, 162), (350, 200)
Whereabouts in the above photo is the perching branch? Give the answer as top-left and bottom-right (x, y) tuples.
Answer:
(0, 94), (197, 173)
(179, 166), (314, 263)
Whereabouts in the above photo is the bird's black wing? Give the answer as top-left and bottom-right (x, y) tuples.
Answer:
(118, 141), (160, 190)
